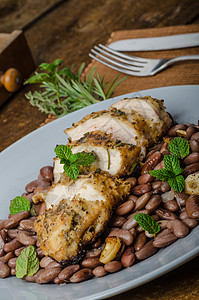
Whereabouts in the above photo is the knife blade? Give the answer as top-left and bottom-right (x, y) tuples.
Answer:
(108, 33), (199, 51)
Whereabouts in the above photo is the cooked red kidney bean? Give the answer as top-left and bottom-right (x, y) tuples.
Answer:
(7, 229), (21, 239)
(17, 231), (36, 246)
(45, 261), (62, 270)
(160, 182), (170, 193)
(0, 235), (5, 257)
(38, 202), (46, 216)
(135, 240), (157, 260)
(168, 124), (187, 136)
(40, 166), (54, 181)
(70, 268), (93, 283)
(0, 220), (5, 231)
(136, 225), (144, 233)
(11, 268), (16, 276)
(4, 211), (30, 229)
(54, 276), (65, 284)
(0, 252), (15, 262)
(186, 195), (199, 219)
(132, 184), (151, 196)
(40, 256), (53, 268)
(36, 267), (62, 284)
(129, 227), (137, 239)
(151, 214), (160, 221)
(58, 264), (80, 281)
(153, 231), (178, 248)
(134, 232), (147, 251)
(109, 229), (133, 246)
(157, 220), (169, 230)
(141, 151), (162, 175)
(186, 126), (198, 139)
(155, 208), (178, 220)
(138, 173), (153, 185)
(190, 140), (199, 152)
(109, 216), (126, 227)
(152, 181), (162, 190)
(93, 266), (107, 277)
(4, 238), (22, 253)
(81, 258), (103, 269)
(183, 163), (199, 176)
(14, 246), (25, 256)
(116, 200), (135, 216)
(167, 220), (189, 238)
(91, 238), (101, 249)
(184, 153), (199, 166)
(24, 269), (44, 283)
(145, 195), (162, 211)
(160, 142), (169, 154)
(154, 160), (165, 170)
(125, 177), (137, 189)
(20, 219), (35, 231)
(25, 179), (50, 193)
(182, 218), (198, 229)
(0, 262), (10, 278)
(191, 132), (199, 142)
(175, 192), (189, 206)
(124, 210), (149, 230)
(134, 192), (151, 211)
(179, 211), (188, 220)
(86, 247), (103, 258)
(8, 257), (17, 268)
(104, 261), (122, 273)
(121, 246), (135, 268)
(163, 200), (179, 212)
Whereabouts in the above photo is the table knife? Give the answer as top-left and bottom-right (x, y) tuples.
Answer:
(108, 32), (199, 51)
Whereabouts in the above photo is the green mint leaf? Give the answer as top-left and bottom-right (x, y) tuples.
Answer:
(168, 137), (190, 159)
(9, 196), (30, 215)
(69, 151), (96, 166)
(54, 145), (72, 161)
(64, 163), (79, 180)
(16, 246), (39, 278)
(163, 155), (184, 176)
(168, 175), (185, 193)
(134, 213), (160, 235)
(149, 169), (175, 181)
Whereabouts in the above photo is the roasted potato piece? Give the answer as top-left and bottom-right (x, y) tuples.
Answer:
(184, 172), (199, 195)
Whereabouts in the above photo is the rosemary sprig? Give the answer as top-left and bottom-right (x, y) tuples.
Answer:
(25, 60), (126, 117)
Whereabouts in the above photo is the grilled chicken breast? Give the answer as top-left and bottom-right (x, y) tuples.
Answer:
(53, 131), (141, 180)
(44, 172), (130, 209)
(110, 96), (172, 143)
(35, 197), (113, 264)
(65, 109), (149, 159)
(34, 174), (130, 264)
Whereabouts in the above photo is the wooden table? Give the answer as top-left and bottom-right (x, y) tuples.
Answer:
(0, 0), (199, 299)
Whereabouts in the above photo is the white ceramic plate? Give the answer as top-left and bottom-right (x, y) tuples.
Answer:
(0, 85), (199, 300)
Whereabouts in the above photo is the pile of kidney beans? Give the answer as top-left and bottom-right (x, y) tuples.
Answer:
(0, 122), (198, 284)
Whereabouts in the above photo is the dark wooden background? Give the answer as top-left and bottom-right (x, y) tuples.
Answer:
(0, 1), (199, 299)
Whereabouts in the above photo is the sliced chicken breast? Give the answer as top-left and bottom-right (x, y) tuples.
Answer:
(53, 131), (141, 181)
(65, 110), (149, 159)
(110, 96), (172, 142)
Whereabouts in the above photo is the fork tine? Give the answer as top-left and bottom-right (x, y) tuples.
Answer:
(90, 49), (142, 72)
(99, 44), (148, 63)
(94, 46), (144, 67)
(89, 53), (142, 76)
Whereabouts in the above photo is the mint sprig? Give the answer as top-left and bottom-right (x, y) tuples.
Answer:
(134, 213), (160, 237)
(168, 137), (190, 159)
(9, 196), (30, 215)
(148, 137), (190, 193)
(54, 145), (97, 180)
(16, 246), (39, 278)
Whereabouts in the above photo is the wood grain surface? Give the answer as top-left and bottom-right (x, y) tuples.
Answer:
(0, 0), (199, 299)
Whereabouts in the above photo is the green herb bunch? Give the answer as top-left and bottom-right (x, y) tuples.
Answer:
(149, 137), (190, 193)
(25, 59), (126, 117)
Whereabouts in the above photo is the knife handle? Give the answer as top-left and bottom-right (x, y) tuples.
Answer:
(0, 68), (23, 92)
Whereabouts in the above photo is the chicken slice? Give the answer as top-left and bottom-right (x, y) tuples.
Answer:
(110, 96), (172, 143)
(65, 110), (149, 159)
(43, 172), (130, 209)
(53, 131), (141, 181)
(34, 198), (112, 264)
(34, 174), (130, 264)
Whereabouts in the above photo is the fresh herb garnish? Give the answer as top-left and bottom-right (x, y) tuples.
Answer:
(9, 196), (30, 215)
(134, 213), (160, 237)
(149, 137), (190, 193)
(54, 145), (97, 180)
(16, 246), (39, 278)
(168, 137), (190, 159)
(25, 59), (126, 117)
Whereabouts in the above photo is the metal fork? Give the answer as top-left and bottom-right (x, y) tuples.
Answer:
(89, 44), (199, 76)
